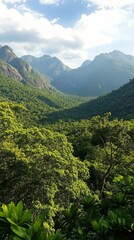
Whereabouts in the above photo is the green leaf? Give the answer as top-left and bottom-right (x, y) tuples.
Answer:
(32, 218), (42, 232)
(2, 204), (9, 218)
(108, 210), (117, 224)
(19, 210), (32, 225)
(16, 201), (23, 219)
(0, 212), (6, 218)
(7, 217), (17, 225)
(13, 237), (22, 240)
(8, 202), (15, 212)
(131, 223), (134, 231)
(91, 220), (100, 231)
(11, 224), (29, 239)
(77, 226), (83, 236)
(117, 218), (121, 226)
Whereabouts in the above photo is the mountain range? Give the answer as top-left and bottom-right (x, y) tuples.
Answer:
(52, 50), (134, 96)
(1, 45), (134, 98)
(22, 54), (71, 80)
(0, 44), (134, 122)
(0, 45), (51, 90)
(22, 50), (134, 97)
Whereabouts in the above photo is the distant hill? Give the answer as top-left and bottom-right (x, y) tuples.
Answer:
(46, 79), (134, 122)
(0, 45), (51, 90)
(0, 73), (88, 125)
(21, 54), (71, 80)
(52, 50), (134, 96)
(78, 78), (134, 119)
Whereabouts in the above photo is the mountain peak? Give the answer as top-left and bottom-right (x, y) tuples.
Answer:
(52, 50), (134, 96)
(93, 50), (134, 64)
(41, 54), (51, 60)
(0, 46), (51, 91)
(22, 53), (71, 79)
(111, 50), (123, 54)
(109, 50), (127, 58)
(0, 45), (16, 63)
(81, 60), (92, 68)
(2, 45), (13, 51)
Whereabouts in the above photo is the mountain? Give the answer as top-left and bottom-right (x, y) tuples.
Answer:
(52, 50), (134, 96)
(21, 54), (71, 80)
(46, 78), (134, 122)
(0, 45), (17, 63)
(0, 45), (51, 90)
(0, 58), (22, 81)
(81, 60), (92, 68)
(77, 78), (134, 119)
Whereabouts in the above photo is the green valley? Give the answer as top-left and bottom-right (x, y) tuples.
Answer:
(0, 46), (134, 240)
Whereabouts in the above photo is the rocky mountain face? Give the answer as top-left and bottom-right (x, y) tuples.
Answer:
(0, 45), (51, 90)
(0, 45), (17, 63)
(21, 54), (71, 80)
(52, 50), (134, 96)
(0, 58), (22, 81)
(1, 46), (134, 98)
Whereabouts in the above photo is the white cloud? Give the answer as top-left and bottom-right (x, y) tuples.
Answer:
(87, 0), (134, 9)
(2, 0), (27, 3)
(0, 1), (134, 67)
(74, 9), (124, 47)
(39, 0), (61, 5)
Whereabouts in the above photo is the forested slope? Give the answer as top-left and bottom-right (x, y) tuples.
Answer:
(0, 74), (88, 125)
(46, 79), (134, 122)
(0, 58), (134, 240)
(0, 103), (134, 239)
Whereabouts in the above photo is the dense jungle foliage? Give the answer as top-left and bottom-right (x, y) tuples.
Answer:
(0, 68), (134, 240)
(0, 74), (134, 239)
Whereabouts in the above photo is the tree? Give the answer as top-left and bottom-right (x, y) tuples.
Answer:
(0, 102), (90, 218)
(87, 113), (134, 196)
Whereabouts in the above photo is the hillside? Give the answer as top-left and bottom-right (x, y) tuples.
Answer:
(79, 78), (134, 119)
(0, 45), (51, 90)
(22, 54), (71, 80)
(52, 50), (134, 96)
(46, 79), (134, 122)
(0, 73), (88, 125)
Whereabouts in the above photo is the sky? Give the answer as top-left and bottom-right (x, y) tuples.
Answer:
(0, 0), (134, 68)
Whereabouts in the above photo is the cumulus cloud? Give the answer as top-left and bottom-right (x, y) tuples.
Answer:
(87, 0), (134, 9)
(39, 0), (61, 5)
(74, 9), (124, 47)
(0, 1), (134, 67)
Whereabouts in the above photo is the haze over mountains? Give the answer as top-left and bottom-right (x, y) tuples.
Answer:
(22, 54), (71, 80)
(22, 50), (134, 97)
(52, 50), (134, 96)
(0, 45), (87, 125)
(48, 78), (134, 122)
(1, 45), (134, 98)
(0, 44), (134, 121)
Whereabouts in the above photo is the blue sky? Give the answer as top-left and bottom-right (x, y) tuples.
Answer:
(0, 0), (134, 67)
(28, 0), (94, 27)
